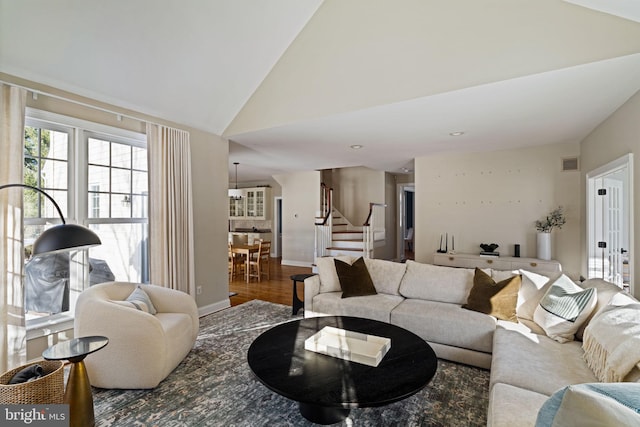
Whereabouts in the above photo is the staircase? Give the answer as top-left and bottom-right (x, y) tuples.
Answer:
(314, 183), (386, 259)
(326, 210), (367, 257)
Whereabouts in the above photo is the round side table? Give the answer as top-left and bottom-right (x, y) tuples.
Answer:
(43, 335), (108, 427)
(290, 273), (315, 315)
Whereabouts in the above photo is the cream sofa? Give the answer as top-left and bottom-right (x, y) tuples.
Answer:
(304, 256), (640, 426)
(75, 282), (199, 389)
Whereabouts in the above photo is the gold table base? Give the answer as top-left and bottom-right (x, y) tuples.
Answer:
(65, 359), (95, 427)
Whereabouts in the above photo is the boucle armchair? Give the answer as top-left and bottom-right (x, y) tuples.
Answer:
(74, 282), (199, 389)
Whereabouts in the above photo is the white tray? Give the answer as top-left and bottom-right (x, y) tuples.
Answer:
(304, 326), (391, 367)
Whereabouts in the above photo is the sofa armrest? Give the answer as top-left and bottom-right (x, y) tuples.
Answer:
(304, 275), (321, 315)
(144, 285), (199, 340)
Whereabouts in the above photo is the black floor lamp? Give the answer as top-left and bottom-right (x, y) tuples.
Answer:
(0, 183), (101, 256)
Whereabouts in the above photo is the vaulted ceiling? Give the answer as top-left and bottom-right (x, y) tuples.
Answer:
(2, 1), (640, 182)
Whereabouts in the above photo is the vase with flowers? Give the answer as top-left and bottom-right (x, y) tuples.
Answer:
(535, 206), (566, 260)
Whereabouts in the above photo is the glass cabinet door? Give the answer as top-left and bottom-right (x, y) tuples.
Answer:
(246, 190), (256, 217)
(255, 189), (264, 218)
(229, 196), (245, 218)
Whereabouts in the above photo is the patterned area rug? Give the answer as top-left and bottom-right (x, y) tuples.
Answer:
(93, 300), (489, 426)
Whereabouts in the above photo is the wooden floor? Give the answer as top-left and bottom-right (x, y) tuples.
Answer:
(229, 252), (414, 308)
(229, 257), (312, 307)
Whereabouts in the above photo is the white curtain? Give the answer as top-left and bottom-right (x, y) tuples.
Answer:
(0, 84), (27, 371)
(147, 124), (195, 295)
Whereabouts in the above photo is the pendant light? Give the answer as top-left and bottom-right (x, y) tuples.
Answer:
(228, 162), (243, 199)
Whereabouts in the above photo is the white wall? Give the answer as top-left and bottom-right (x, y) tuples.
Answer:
(332, 166), (386, 224)
(415, 142), (582, 278)
(189, 129), (230, 311)
(580, 90), (640, 298)
(274, 170), (321, 266)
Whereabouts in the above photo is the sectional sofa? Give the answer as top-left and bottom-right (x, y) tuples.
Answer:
(304, 256), (640, 426)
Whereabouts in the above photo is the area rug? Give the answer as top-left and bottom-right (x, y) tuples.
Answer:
(93, 300), (489, 426)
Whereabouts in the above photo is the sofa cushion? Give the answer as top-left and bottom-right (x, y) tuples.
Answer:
(535, 383), (640, 427)
(391, 299), (496, 353)
(334, 257), (377, 298)
(399, 261), (477, 304)
(311, 292), (404, 323)
(463, 268), (521, 322)
(316, 256), (353, 293)
(488, 383), (549, 427)
(363, 258), (407, 295)
(490, 327), (598, 396)
(533, 274), (596, 343)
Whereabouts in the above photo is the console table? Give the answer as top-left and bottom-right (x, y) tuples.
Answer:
(433, 253), (561, 274)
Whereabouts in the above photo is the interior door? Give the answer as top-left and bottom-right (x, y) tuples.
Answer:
(587, 155), (632, 292)
(601, 178), (624, 284)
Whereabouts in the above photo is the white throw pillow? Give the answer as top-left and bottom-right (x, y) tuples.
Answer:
(316, 256), (353, 293)
(516, 269), (560, 321)
(533, 274), (597, 343)
(112, 286), (157, 314)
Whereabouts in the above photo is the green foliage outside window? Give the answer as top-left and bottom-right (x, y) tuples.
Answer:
(23, 126), (50, 218)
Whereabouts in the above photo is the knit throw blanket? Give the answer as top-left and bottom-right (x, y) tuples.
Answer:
(582, 303), (640, 382)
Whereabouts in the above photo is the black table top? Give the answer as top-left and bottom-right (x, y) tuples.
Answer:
(42, 336), (109, 362)
(290, 273), (316, 282)
(247, 316), (437, 409)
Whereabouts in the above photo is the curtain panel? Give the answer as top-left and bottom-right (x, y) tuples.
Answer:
(147, 124), (195, 296)
(0, 84), (27, 371)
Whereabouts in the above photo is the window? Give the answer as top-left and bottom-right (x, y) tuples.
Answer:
(23, 111), (148, 327)
(85, 133), (149, 283)
(23, 122), (71, 250)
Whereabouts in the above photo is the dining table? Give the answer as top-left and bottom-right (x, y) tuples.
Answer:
(230, 243), (261, 282)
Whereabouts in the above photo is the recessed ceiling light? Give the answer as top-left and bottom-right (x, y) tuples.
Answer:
(449, 131), (465, 136)
(350, 144), (363, 149)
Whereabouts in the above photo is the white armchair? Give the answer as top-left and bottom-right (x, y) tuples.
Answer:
(74, 282), (199, 389)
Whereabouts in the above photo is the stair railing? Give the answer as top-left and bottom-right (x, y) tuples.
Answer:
(314, 185), (333, 258)
(363, 202), (387, 258)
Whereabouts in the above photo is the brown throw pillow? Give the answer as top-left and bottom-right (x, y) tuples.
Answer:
(334, 257), (377, 299)
(463, 268), (521, 322)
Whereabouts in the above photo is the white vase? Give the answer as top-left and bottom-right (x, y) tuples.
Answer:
(537, 232), (551, 260)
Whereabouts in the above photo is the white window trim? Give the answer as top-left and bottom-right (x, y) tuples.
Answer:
(25, 108), (147, 335)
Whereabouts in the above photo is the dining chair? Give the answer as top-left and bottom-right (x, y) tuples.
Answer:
(228, 242), (245, 279)
(248, 240), (271, 282)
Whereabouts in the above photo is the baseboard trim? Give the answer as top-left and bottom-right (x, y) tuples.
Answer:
(198, 299), (231, 317)
(281, 259), (314, 268)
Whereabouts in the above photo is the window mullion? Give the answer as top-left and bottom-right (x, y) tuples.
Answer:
(75, 128), (87, 225)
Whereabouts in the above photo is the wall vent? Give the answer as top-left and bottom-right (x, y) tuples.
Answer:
(562, 157), (579, 172)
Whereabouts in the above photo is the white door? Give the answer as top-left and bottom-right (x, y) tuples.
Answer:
(587, 155), (633, 292)
(598, 178), (623, 284)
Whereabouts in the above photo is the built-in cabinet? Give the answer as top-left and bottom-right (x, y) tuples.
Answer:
(229, 187), (271, 220)
(433, 252), (562, 275)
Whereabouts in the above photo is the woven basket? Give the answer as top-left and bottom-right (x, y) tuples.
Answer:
(0, 360), (64, 404)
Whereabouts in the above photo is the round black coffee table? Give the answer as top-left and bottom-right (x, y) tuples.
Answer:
(247, 316), (437, 424)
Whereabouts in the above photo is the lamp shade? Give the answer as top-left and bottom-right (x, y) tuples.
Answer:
(32, 224), (102, 256)
(1, 183), (102, 256)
